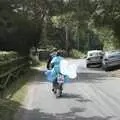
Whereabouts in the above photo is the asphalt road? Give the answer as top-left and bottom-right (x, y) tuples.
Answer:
(15, 59), (120, 120)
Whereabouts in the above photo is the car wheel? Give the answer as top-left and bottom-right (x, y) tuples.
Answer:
(98, 64), (102, 68)
(102, 64), (105, 69)
(105, 68), (109, 71)
(102, 64), (107, 70)
(104, 66), (109, 71)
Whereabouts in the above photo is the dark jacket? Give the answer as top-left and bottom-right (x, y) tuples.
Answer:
(47, 54), (53, 69)
(47, 52), (56, 69)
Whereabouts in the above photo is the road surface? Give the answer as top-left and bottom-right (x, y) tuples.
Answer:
(15, 59), (120, 120)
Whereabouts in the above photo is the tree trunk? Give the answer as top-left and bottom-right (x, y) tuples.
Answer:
(42, 15), (47, 46)
(77, 26), (79, 50)
(65, 25), (69, 56)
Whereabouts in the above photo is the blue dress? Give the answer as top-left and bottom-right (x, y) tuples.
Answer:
(45, 56), (71, 83)
(51, 56), (63, 74)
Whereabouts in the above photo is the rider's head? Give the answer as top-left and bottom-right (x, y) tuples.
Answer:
(50, 48), (57, 58)
(57, 50), (64, 57)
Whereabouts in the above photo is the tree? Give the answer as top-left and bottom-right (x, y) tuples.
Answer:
(0, 0), (39, 55)
(90, 0), (120, 49)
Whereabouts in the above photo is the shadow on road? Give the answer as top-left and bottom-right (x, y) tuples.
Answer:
(61, 93), (92, 103)
(9, 68), (116, 120)
(105, 65), (120, 71)
(30, 68), (106, 83)
(75, 72), (117, 83)
(29, 67), (115, 85)
(15, 107), (114, 120)
(61, 93), (82, 99)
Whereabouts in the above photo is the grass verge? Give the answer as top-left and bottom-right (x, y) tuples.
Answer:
(39, 60), (47, 69)
(0, 69), (36, 120)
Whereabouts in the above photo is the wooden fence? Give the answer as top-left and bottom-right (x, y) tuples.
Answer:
(0, 56), (29, 97)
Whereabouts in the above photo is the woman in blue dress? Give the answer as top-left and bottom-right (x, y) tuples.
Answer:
(50, 50), (64, 92)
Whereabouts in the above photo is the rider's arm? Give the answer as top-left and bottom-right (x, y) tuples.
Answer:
(50, 57), (57, 68)
(47, 56), (52, 69)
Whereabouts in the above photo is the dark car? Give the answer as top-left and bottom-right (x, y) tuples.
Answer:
(102, 51), (120, 71)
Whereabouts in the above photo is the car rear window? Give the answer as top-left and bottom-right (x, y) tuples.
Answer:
(108, 52), (120, 58)
(88, 52), (102, 57)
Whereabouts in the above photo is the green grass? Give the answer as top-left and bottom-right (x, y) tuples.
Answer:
(0, 69), (36, 120)
(39, 60), (47, 69)
(0, 51), (18, 62)
(0, 99), (20, 120)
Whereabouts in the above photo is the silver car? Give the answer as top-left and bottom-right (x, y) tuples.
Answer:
(86, 50), (104, 67)
(102, 51), (120, 71)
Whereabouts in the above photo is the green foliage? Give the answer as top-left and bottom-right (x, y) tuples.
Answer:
(50, 0), (102, 52)
(0, 0), (120, 55)
(0, 0), (40, 55)
(0, 69), (34, 120)
(0, 51), (18, 62)
(70, 49), (85, 58)
(92, 27), (116, 50)
(0, 99), (20, 120)
(91, 0), (120, 49)
(51, 12), (76, 26)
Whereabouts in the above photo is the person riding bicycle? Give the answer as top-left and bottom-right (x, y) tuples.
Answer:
(50, 50), (64, 93)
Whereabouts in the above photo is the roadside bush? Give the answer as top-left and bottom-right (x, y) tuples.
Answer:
(69, 49), (86, 58)
(0, 51), (19, 62)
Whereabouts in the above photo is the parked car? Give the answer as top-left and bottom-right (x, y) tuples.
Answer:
(86, 50), (104, 67)
(102, 51), (120, 71)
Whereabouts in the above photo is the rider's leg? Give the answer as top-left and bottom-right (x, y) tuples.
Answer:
(52, 78), (57, 92)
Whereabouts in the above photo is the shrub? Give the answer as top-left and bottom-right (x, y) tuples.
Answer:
(70, 49), (86, 58)
(0, 51), (19, 62)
